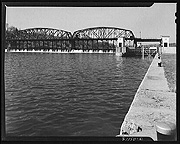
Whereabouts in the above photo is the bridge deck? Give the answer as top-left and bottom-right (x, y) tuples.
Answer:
(6, 38), (118, 41)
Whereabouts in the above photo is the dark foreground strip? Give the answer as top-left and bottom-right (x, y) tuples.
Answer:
(3, 136), (153, 141)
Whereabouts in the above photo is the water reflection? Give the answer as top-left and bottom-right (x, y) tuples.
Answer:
(115, 56), (123, 68)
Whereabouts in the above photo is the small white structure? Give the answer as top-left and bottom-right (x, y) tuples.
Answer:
(161, 36), (170, 53)
(99, 50), (103, 53)
(149, 47), (157, 50)
(161, 36), (170, 47)
(137, 42), (141, 47)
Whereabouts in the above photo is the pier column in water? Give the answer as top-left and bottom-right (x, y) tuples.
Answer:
(26, 40), (29, 49)
(116, 38), (124, 56)
(70, 39), (75, 50)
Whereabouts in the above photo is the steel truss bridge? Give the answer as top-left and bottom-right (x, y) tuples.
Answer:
(5, 27), (162, 51)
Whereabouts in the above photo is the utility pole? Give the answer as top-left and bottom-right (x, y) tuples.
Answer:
(142, 45), (144, 59)
(140, 31), (142, 49)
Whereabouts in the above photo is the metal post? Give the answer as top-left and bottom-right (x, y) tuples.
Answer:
(60, 41), (62, 50)
(54, 41), (56, 49)
(35, 41), (39, 49)
(87, 40), (88, 50)
(30, 41), (32, 49)
(71, 40), (75, 50)
(34, 41), (36, 49)
(102, 40), (104, 51)
(156, 122), (176, 141)
(17, 41), (19, 49)
(83, 40), (84, 51)
(75, 40), (78, 50)
(27, 40), (28, 49)
(78, 40), (80, 50)
(97, 40), (98, 50)
(107, 40), (109, 51)
(87, 40), (89, 51)
(63, 41), (65, 50)
(29, 41), (31, 49)
(86, 40), (88, 51)
(92, 40), (93, 50)
(15, 41), (17, 49)
(84, 40), (86, 51)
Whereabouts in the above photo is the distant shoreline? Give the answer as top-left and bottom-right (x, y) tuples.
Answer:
(162, 47), (176, 54)
(4, 49), (115, 53)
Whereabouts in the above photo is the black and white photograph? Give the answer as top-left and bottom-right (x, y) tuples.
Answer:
(2, 2), (177, 141)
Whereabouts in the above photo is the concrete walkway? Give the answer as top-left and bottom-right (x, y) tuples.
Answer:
(118, 54), (176, 141)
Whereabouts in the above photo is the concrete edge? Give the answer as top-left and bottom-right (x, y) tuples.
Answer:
(119, 54), (157, 135)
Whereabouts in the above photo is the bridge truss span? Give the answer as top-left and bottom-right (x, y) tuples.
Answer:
(8, 28), (72, 40)
(6, 28), (73, 51)
(5, 27), (136, 52)
(71, 27), (135, 51)
(72, 27), (135, 39)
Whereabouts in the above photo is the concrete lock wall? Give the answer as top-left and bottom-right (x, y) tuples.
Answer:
(118, 53), (176, 141)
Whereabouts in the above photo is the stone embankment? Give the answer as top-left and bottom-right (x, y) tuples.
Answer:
(117, 53), (176, 141)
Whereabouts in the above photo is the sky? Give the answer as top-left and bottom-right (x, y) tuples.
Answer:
(6, 3), (176, 43)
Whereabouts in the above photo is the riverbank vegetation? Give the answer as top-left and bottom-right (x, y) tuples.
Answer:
(161, 54), (176, 92)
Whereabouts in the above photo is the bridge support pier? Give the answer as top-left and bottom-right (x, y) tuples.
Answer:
(116, 47), (122, 56)
(116, 38), (125, 56)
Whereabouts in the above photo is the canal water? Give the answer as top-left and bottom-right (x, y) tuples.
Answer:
(5, 52), (153, 136)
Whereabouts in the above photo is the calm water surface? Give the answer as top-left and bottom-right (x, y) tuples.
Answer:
(5, 52), (153, 136)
